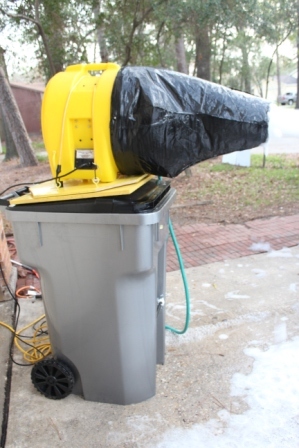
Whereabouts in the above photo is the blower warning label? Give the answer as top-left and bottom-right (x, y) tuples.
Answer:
(75, 149), (94, 169)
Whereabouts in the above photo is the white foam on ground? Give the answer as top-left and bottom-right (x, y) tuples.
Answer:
(224, 291), (250, 300)
(250, 242), (272, 252)
(153, 338), (299, 447)
(267, 247), (293, 258)
(166, 311), (270, 346)
(251, 268), (266, 278)
(289, 283), (299, 292)
(218, 334), (229, 340)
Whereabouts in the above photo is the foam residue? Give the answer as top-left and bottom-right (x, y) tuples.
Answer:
(198, 300), (222, 311)
(267, 247), (293, 258)
(153, 338), (299, 447)
(289, 283), (299, 292)
(166, 311), (270, 346)
(273, 322), (288, 343)
(251, 268), (266, 278)
(218, 334), (229, 340)
(224, 290), (250, 300)
(250, 242), (272, 252)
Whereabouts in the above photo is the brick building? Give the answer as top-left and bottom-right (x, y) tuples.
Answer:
(10, 82), (44, 134)
(0, 216), (12, 300)
(0, 82), (44, 140)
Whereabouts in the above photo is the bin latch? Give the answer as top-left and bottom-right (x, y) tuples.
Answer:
(157, 295), (164, 316)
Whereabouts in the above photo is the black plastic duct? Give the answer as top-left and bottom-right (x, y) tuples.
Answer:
(110, 67), (269, 178)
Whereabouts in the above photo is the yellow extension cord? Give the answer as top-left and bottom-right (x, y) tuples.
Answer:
(0, 314), (52, 363)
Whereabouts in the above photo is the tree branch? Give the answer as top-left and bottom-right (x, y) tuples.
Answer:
(0, 7), (40, 28)
(0, 6), (57, 77)
(123, 0), (168, 66)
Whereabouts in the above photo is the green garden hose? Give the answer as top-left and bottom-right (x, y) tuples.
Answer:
(165, 218), (191, 334)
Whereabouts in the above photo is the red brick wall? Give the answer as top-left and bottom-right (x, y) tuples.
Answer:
(11, 84), (43, 134)
(0, 216), (12, 291)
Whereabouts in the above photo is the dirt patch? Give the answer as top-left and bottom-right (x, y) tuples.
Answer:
(1, 155), (299, 230)
(0, 159), (51, 191)
(0, 159), (51, 233)
(170, 198), (299, 226)
(170, 155), (299, 226)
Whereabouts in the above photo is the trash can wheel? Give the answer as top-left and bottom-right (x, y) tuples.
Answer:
(31, 358), (75, 400)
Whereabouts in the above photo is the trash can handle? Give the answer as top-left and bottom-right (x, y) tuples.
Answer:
(83, 63), (120, 72)
(65, 62), (120, 76)
(66, 63), (120, 74)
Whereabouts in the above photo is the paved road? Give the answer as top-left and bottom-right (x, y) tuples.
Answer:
(253, 105), (299, 155)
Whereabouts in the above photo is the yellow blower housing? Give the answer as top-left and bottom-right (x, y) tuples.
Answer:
(42, 63), (121, 183)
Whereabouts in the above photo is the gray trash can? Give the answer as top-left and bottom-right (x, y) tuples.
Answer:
(6, 179), (175, 404)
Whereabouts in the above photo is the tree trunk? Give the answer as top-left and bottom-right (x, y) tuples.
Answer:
(97, 26), (109, 62)
(41, 2), (65, 77)
(218, 38), (227, 85)
(241, 44), (251, 93)
(195, 26), (211, 80)
(175, 36), (192, 177)
(94, 1), (109, 62)
(0, 47), (8, 78)
(0, 68), (38, 167)
(0, 46), (18, 159)
(2, 113), (18, 160)
(276, 50), (282, 101)
(265, 57), (273, 99)
(175, 36), (188, 74)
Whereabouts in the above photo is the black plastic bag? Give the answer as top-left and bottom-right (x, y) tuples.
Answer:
(110, 67), (269, 178)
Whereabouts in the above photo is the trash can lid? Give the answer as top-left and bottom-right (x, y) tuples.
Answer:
(7, 174), (153, 207)
(7, 179), (171, 214)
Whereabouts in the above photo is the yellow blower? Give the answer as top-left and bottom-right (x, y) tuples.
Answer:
(42, 62), (121, 184)
(8, 63), (152, 205)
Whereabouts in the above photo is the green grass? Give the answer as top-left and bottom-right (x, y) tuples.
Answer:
(36, 153), (48, 162)
(1, 139), (47, 160)
(32, 141), (46, 151)
(209, 162), (236, 172)
(178, 154), (299, 210)
(251, 154), (298, 169)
